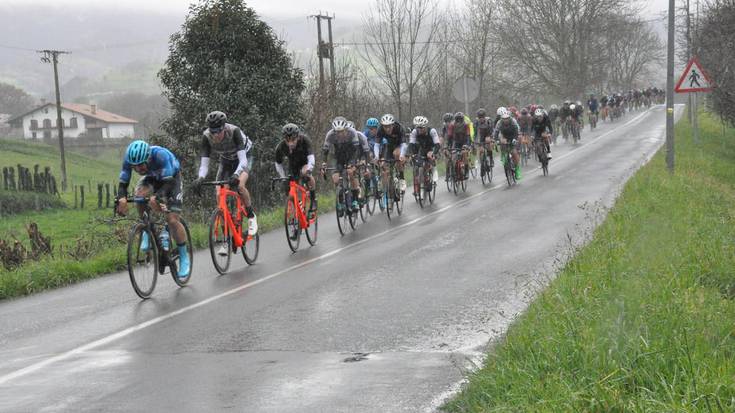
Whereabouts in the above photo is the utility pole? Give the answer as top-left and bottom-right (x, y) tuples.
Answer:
(38, 49), (70, 191)
(666, 0), (675, 173)
(686, 0), (692, 124)
(310, 13), (336, 96)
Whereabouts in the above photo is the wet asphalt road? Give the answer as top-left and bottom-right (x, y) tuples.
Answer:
(0, 105), (680, 412)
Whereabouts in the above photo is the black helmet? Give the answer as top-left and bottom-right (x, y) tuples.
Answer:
(454, 112), (464, 122)
(206, 111), (227, 131)
(476, 108), (486, 117)
(442, 113), (453, 123)
(520, 108), (528, 115)
(282, 123), (300, 137)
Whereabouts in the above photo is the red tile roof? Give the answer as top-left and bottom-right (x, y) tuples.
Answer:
(61, 103), (138, 124)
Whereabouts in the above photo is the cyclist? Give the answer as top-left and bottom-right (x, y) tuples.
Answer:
(322, 116), (371, 211)
(600, 94), (609, 121)
(531, 108), (553, 162)
(274, 123), (316, 210)
(587, 94), (599, 127)
(192, 111), (257, 237)
(363, 117), (381, 157)
(518, 107), (533, 152)
(116, 140), (190, 278)
(376, 113), (407, 193)
(493, 108), (521, 180)
(447, 112), (472, 179)
(575, 100), (585, 129)
(548, 104), (560, 139)
(440, 112), (453, 147)
(409, 115), (440, 188)
(473, 108), (495, 169)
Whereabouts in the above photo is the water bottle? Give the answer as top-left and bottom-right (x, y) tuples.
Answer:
(160, 226), (170, 252)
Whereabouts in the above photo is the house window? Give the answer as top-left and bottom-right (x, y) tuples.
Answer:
(30, 119), (38, 130)
(44, 108), (48, 114)
(70, 117), (78, 129)
(32, 132), (37, 139)
(43, 119), (52, 129)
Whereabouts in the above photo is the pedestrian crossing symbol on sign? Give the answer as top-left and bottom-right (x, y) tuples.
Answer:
(675, 57), (713, 93)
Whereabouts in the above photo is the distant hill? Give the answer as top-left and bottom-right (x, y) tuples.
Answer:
(0, 3), (362, 100)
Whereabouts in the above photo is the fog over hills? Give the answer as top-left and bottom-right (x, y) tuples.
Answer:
(0, 3), (361, 100)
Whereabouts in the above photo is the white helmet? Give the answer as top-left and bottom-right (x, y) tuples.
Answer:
(332, 116), (348, 131)
(496, 107), (507, 116)
(534, 109), (545, 117)
(570, 104), (576, 111)
(413, 115), (429, 127)
(346, 120), (355, 129)
(500, 108), (511, 119)
(550, 104), (558, 110)
(380, 114), (395, 126)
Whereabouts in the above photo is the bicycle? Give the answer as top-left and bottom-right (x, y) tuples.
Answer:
(519, 133), (531, 166)
(379, 159), (404, 220)
(498, 140), (517, 187)
(272, 175), (317, 252)
(535, 134), (550, 176)
(361, 162), (381, 216)
(323, 165), (360, 234)
(477, 140), (495, 185)
(589, 111), (598, 130)
(447, 147), (468, 194)
(201, 180), (259, 275)
(115, 196), (193, 299)
(570, 117), (581, 144)
(411, 155), (436, 208)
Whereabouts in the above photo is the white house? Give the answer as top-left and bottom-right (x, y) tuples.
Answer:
(7, 103), (137, 140)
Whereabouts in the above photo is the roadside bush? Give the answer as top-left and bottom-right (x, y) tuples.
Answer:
(0, 190), (66, 215)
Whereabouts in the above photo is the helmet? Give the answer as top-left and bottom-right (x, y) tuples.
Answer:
(564, 100), (571, 105)
(570, 104), (576, 111)
(332, 116), (348, 131)
(496, 107), (507, 116)
(509, 106), (518, 113)
(500, 108), (511, 119)
(125, 140), (151, 166)
(206, 111), (227, 131)
(366, 117), (379, 128)
(476, 108), (486, 117)
(520, 108), (528, 115)
(346, 120), (355, 129)
(282, 123), (300, 137)
(576, 100), (582, 106)
(537, 105), (544, 110)
(380, 114), (395, 126)
(534, 109), (545, 117)
(454, 112), (464, 122)
(550, 104), (558, 110)
(443, 113), (453, 123)
(413, 115), (429, 127)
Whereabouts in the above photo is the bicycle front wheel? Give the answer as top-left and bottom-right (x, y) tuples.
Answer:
(305, 197), (318, 246)
(336, 189), (349, 235)
(127, 223), (158, 299)
(284, 196), (301, 252)
(169, 218), (193, 286)
(208, 209), (231, 275)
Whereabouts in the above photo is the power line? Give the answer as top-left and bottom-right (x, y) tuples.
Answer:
(0, 43), (37, 52)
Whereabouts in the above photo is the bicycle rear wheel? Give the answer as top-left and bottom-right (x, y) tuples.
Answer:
(208, 209), (231, 275)
(127, 223), (158, 299)
(169, 218), (193, 286)
(364, 177), (375, 216)
(284, 196), (300, 252)
(415, 167), (424, 208)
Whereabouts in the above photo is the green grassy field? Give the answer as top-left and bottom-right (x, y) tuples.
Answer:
(444, 112), (735, 412)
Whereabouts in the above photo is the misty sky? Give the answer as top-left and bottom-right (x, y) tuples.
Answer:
(2, 0), (670, 21)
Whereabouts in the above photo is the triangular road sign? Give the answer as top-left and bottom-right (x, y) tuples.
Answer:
(675, 57), (713, 93)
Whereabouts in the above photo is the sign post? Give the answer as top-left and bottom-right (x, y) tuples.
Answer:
(675, 57), (713, 145)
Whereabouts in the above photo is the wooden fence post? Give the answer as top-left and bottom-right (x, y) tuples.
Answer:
(80, 185), (85, 209)
(74, 185), (78, 209)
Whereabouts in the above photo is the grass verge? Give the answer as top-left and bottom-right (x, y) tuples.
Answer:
(444, 111), (735, 412)
(0, 190), (336, 300)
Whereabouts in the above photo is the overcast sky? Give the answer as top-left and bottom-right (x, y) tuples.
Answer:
(1, 0), (670, 21)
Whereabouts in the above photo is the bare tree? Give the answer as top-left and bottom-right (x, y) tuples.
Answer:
(360, 0), (439, 121)
(493, 0), (632, 99)
(605, 17), (664, 90)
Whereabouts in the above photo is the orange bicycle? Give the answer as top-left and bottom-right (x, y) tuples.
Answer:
(272, 175), (318, 252)
(202, 180), (259, 274)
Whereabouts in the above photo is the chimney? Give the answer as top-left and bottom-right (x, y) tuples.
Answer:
(91, 104), (97, 114)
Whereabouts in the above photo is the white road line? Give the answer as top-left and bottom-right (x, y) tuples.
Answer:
(0, 107), (659, 386)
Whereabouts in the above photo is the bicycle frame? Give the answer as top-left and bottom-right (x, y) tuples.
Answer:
(215, 184), (247, 248)
(288, 178), (314, 230)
